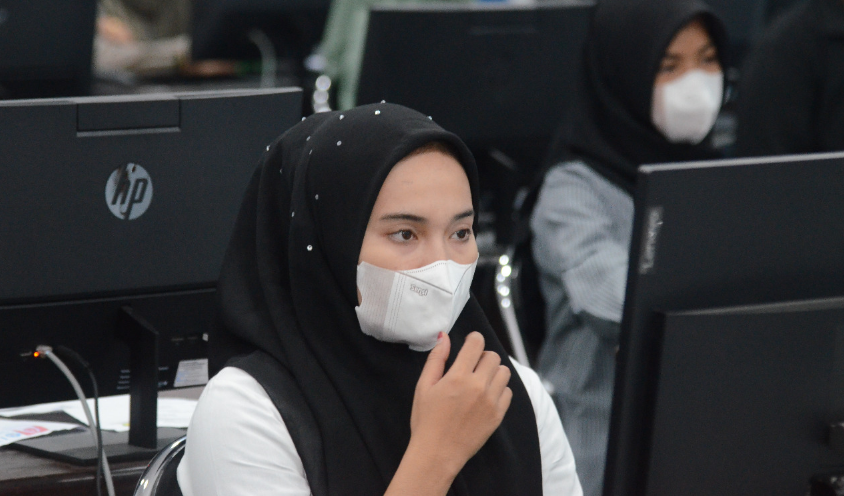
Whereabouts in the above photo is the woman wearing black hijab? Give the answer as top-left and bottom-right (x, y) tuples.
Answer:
(177, 103), (582, 495)
(530, 1), (727, 495)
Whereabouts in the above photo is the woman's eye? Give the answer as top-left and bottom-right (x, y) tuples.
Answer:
(452, 229), (472, 240)
(704, 56), (719, 66)
(659, 64), (677, 75)
(389, 230), (415, 242)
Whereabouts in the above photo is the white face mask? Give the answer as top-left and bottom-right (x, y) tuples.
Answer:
(651, 69), (723, 144)
(355, 256), (477, 351)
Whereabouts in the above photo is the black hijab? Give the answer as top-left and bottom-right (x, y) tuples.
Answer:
(210, 103), (543, 496)
(546, 0), (729, 192)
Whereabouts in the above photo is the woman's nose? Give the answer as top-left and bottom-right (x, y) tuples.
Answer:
(425, 238), (450, 265)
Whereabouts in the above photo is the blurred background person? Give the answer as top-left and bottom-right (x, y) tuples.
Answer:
(96, 0), (192, 77)
(96, 0), (235, 78)
(529, 0), (728, 494)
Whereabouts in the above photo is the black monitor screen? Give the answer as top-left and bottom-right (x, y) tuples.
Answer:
(0, 0), (96, 99)
(191, 0), (329, 62)
(647, 297), (844, 494)
(0, 88), (302, 409)
(356, 1), (593, 149)
(606, 152), (844, 495)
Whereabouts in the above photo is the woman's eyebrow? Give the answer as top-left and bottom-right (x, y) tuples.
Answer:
(452, 209), (474, 222)
(378, 209), (473, 224)
(380, 213), (426, 223)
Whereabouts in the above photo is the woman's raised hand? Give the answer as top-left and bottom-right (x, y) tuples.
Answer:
(412, 331), (513, 470)
(385, 332), (512, 496)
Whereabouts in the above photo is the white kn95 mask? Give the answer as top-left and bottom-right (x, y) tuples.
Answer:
(355, 256), (478, 352)
(652, 69), (723, 144)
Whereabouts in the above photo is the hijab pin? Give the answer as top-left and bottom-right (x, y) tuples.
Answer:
(306, 136), (311, 141)
(306, 245), (313, 251)
(309, 149), (313, 155)
(339, 115), (345, 120)
(301, 117), (306, 121)
(428, 116), (433, 120)
(337, 141), (342, 146)
(374, 110), (381, 115)
(315, 194), (319, 200)
(380, 100), (386, 103)
(266, 145), (270, 151)
(291, 211), (295, 217)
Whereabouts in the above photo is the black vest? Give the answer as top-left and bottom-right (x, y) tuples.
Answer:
(229, 350), (329, 496)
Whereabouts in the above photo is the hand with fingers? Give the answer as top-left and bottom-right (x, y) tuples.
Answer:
(385, 331), (513, 496)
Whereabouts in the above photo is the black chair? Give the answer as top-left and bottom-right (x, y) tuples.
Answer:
(133, 436), (186, 496)
(494, 185), (547, 368)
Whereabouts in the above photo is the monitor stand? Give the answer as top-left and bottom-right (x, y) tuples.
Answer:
(11, 306), (184, 465)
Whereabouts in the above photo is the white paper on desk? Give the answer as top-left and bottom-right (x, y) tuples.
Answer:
(0, 418), (80, 447)
(62, 396), (199, 432)
(0, 399), (81, 417)
(0, 395), (198, 433)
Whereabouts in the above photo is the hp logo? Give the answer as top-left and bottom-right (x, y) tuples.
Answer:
(105, 163), (153, 220)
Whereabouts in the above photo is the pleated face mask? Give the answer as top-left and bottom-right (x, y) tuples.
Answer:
(652, 69), (723, 144)
(355, 256), (478, 351)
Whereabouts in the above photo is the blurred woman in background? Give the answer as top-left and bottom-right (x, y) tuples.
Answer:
(530, 1), (728, 494)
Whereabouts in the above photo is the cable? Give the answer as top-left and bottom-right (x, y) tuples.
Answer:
(53, 346), (105, 496)
(36, 346), (116, 496)
(36, 346), (114, 496)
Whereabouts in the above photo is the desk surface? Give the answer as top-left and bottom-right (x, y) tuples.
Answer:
(0, 450), (145, 496)
(0, 387), (203, 496)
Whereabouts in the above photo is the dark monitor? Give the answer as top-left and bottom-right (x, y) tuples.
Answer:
(605, 152), (844, 495)
(0, 0), (96, 99)
(648, 297), (844, 494)
(0, 88), (302, 462)
(766, 0), (808, 20)
(357, 1), (593, 151)
(191, 0), (329, 63)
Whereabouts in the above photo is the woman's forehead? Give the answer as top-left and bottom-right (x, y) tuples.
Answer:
(664, 19), (713, 55)
(371, 150), (473, 218)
